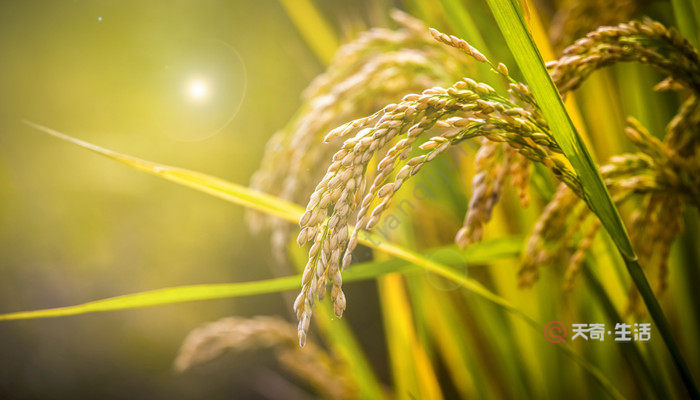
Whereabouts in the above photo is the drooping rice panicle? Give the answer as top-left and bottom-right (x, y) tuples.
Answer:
(175, 316), (355, 399)
(547, 18), (700, 95)
(548, 0), (637, 51)
(248, 12), (472, 268)
(519, 183), (580, 286)
(515, 19), (699, 297)
(293, 31), (588, 344)
(509, 148), (531, 206)
(523, 113), (698, 294)
(455, 139), (511, 247)
(666, 95), (700, 160)
(563, 219), (601, 291)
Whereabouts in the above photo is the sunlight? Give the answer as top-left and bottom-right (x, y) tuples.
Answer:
(186, 78), (208, 101)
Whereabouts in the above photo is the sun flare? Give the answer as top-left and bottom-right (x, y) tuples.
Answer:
(186, 78), (208, 101)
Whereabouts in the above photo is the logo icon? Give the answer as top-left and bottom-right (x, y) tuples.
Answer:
(544, 321), (567, 343)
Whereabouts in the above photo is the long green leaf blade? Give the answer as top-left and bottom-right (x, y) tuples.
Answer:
(24, 121), (304, 223)
(481, 1), (699, 396)
(0, 278), (299, 321)
(0, 238), (522, 321)
(483, 0), (635, 260)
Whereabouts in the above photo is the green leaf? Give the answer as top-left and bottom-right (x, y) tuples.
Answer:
(483, 0), (635, 260)
(481, 1), (699, 396)
(0, 238), (521, 321)
(23, 121), (304, 223)
(276, 0), (339, 65)
(0, 277), (298, 321)
(582, 262), (672, 400)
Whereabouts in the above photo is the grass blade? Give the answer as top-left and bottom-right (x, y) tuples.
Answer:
(582, 262), (671, 400)
(379, 274), (443, 399)
(521, 0), (595, 153)
(414, 284), (482, 398)
(0, 238), (522, 321)
(481, 1), (699, 396)
(315, 300), (388, 399)
(483, 0), (634, 260)
(24, 121), (304, 223)
(0, 277), (299, 321)
(277, 0), (339, 64)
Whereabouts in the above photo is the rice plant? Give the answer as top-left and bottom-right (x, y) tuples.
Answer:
(2, 0), (699, 399)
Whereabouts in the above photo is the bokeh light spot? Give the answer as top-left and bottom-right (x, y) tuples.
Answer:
(186, 78), (208, 101)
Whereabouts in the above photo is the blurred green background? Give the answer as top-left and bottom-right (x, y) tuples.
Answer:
(0, 1), (384, 398)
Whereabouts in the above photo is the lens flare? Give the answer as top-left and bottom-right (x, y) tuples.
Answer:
(186, 79), (208, 101)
